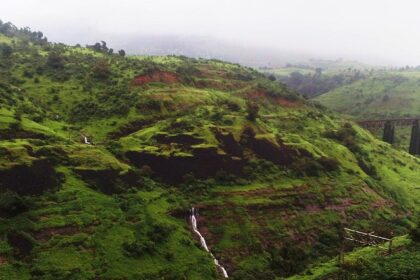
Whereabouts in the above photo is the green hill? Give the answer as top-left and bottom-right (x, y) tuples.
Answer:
(316, 72), (420, 119)
(1, 21), (420, 279)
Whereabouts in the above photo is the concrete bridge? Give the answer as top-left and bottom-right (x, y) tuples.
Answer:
(357, 118), (420, 156)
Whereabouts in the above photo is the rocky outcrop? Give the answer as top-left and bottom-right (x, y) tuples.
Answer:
(0, 158), (62, 195)
(240, 126), (306, 166)
(126, 147), (245, 184)
(74, 168), (141, 194)
(214, 129), (243, 157)
(154, 133), (204, 146)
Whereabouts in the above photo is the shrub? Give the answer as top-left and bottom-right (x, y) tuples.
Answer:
(409, 219), (420, 243)
(0, 191), (29, 217)
(148, 223), (174, 243)
(123, 239), (155, 257)
(246, 101), (259, 121)
(46, 51), (64, 69)
(318, 157), (340, 172)
(92, 60), (111, 80)
(0, 43), (13, 57)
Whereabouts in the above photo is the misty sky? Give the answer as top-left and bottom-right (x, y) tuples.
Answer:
(2, 0), (420, 66)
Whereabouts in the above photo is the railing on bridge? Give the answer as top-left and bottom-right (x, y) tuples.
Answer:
(357, 117), (420, 128)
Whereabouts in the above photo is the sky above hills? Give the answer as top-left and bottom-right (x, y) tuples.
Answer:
(2, 0), (420, 66)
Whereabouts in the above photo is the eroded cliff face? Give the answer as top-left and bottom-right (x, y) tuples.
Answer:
(0, 143), (62, 195)
(124, 125), (317, 184)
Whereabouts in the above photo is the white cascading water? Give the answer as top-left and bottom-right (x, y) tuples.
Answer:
(190, 207), (229, 278)
(83, 136), (91, 145)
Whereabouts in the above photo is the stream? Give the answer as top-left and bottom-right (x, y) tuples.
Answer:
(190, 207), (229, 278)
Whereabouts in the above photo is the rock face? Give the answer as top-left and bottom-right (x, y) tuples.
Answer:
(74, 168), (141, 194)
(125, 127), (314, 184)
(214, 129), (243, 157)
(240, 126), (310, 166)
(0, 158), (62, 195)
(126, 147), (245, 184)
(0, 128), (48, 140)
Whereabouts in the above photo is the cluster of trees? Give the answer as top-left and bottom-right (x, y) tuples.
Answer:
(277, 68), (365, 98)
(0, 19), (47, 45)
(86, 40), (125, 57)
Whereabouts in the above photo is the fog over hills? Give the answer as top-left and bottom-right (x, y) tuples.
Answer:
(108, 35), (316, 67)
(3, 0), (420, 67)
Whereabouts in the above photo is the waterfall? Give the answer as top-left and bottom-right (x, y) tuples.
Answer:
(190, 207), (229, 278)
(83, 136), (91, 145)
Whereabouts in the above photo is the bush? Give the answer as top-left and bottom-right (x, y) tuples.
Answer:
(324, 123), (361, 153)
(92, 60), (111, 80)
(350, 251), (420, 280)
(318, 157), (340, 172)
(410, 220), (420, 243)
(0, 43), (13, 57)
(46, 52), (64, 69)
(149, 223), (174, 243)
(0, 191), (29, 217)
(246, 101), (259, 121)
(123, 239), (155, 257)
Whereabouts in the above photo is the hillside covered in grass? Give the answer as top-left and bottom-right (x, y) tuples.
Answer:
(316, 71), (420, 119)
(1, 21), (420, 279)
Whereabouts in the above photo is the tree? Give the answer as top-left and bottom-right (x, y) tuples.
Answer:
(246, 101), (259, 121)
(0, 44), (13, 57)
(118, 49), (126, 57)
(46, 52), (64, 69)
(92, 60), (111, 80)
(268, 74), (276, 81)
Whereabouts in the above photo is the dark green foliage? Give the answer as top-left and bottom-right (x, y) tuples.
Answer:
(318, 156), (340, 172)
(410, 217), (420, 243)
(277, 69), (365, 98)
(269, 244), (309, 276)
(123, 239), (156, 257)
(123, 222), (174, 257)
(87, 41), (109, 53)
(0, 20), (47, 44)
(46, 52), (65, 69)
(246, 101), (259, 121)
(325, 123), (360, 153)
(357, 158), (378, 177)
(0, 43), (12, 57)
(291, 157), (322, 176)
(69, 85), (134, 122)
(92, 59), (111, 80)
(0, 191), (29, 217)
(118, 49), (126, 57)
(344, 251), (420, 280)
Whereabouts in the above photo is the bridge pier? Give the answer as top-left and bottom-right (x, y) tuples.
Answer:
(382, 121), (395, 144)
(409, 120), (420, 155)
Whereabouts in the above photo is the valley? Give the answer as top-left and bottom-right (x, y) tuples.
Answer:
(0, 20), (419, 280)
